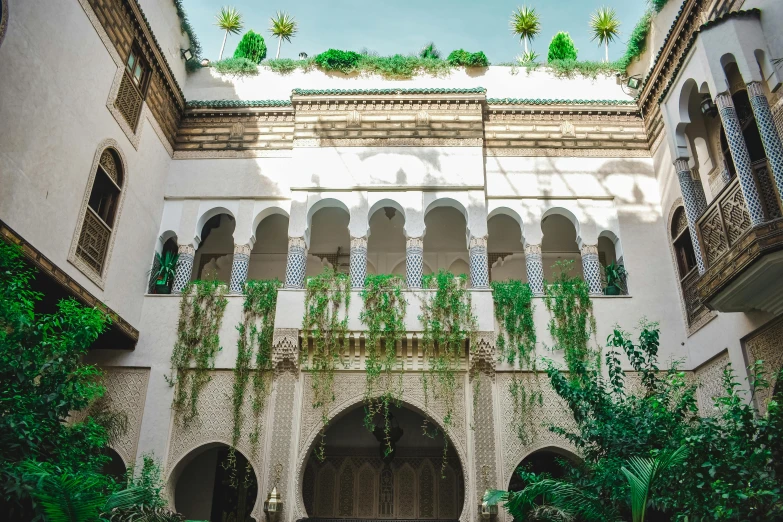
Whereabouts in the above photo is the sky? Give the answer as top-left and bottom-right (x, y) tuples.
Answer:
(183, 0), (648, 64)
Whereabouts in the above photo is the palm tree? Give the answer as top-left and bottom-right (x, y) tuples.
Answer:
(269, 11), (297, 59)
(621, 446), (688, 522)
(590, 6), (621, 62)
(215, 6), (243, 61)
(509, 6), (541, 55)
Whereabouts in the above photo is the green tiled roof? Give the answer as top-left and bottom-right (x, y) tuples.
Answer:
(291, 87), (487, 96)
(186, 100), (293, 108)
(658, 9), (761, 104)
(487, 98), (636, 106)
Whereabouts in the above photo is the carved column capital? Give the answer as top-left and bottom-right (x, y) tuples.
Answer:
(177, 244), (195, 257)
(523, 243), (542, 256)
(469, 235), (488, 249)
(673, 158), (690, 173)
(288, 236), (307, 250)
(233, 243), (252, 256)
(580, 243), (599, 256)
(746, 81), (765, 99)
(715, 92), (734, 110)
(272, 328), (300, 374)
(350, 236), (368, 249)
(406, 236), (423, 250)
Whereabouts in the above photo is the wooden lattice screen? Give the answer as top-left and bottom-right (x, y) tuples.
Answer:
(115, 72), (143, 130)
(76, 208), (111, 274)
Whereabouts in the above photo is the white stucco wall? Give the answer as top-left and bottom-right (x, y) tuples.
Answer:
(137, 0), (190, 86)
(0, 0), (172, 328)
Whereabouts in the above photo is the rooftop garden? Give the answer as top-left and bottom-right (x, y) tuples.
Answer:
(181, 2), (671, 81)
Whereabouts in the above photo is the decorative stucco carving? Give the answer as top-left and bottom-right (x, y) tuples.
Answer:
(485, 147), (650, 158)
(745, 318), (783, 416)
(470, 332), (496, 376)
(272, 328), (300, 374)
(293, 137), (483, 148)
(694, 351), (731, 416)
(267, 372), (298, 521)
(172, 149), (293, 159)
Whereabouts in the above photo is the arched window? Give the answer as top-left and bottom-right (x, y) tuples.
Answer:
(70, 144), (126, 286)
(671, 206), (696, 278)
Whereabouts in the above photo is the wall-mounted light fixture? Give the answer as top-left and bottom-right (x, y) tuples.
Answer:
(480, 490), (498, 520)
(264, 486), (282, 522)
(700, 94), (718, 118)
(180, 48), (193, 61)
(627, 76), (641, 90)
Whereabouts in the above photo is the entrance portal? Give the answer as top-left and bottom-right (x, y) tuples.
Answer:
(301, 403), (464, 521)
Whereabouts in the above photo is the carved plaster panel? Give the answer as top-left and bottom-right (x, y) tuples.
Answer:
(694, 351), (731, 416)
(745, 318), (783, 416)
(485, 147), (650, 157)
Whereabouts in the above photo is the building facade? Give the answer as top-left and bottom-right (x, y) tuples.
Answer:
(1, 0), (782, 521)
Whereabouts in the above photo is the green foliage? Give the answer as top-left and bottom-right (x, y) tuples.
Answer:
(0, 241), (112, 517)
(548, 32), (578, 62)
(546, 58), (621, 78)
(419, 42), (441, 60)
(509, 6), (541, 53)
(215, 6), (243, 35)
(149, 251), (179, 287)
(122, 454), (167, 510)
(419, 270), (477, 475)
(543, 261), (597, 377)
(518, 50), (539, 64)
(233, 30), (267, 63)
(621, 446), (688, 522)
(264, 58), (314, 74)
(168, 280), (228, 423)
(302, 268), (351, 461)
(230, 279), (280, 474)
(269, 11), (297, 59)
(618, 10), (652, 71)
(491, 280), (536, 366)
(604, 262), (628, 294)
(360, 274), (407, 457)
(213, 57), (259, 77)
(446, 49), (490, 67)
(651, 0), (670, 12)
(314, 49), (363, 74)
(172, 0), (202, 72)
(589, 6), (621, 59)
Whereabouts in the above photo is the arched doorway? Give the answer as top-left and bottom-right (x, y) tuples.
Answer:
(300, 403), (465, 521)
(101, 447), (127, 481)
(506, 447), (579, 522)
(171, 443), (258, 522)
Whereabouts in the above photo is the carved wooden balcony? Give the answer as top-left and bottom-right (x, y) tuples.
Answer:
(696, 164), (783, 315)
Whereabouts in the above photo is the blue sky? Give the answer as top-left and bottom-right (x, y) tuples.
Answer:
(184, 0), (648, 63)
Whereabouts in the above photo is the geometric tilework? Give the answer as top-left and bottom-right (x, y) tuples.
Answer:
(229, 247), (250, 294)
(675, 160), (707, 274)
(748, 82), (783, 208)
(469, 238), (490, 289)
(406, 237), (423, 289)
(349, 237), (368, 289)
(716, 93), (766, 226)
(580, 244), (603, 295)
(284, 237), (307, 289)
(172, 245), (195, 293)
(524, 244), (544, 295)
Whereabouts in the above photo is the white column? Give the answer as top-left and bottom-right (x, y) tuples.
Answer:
(172, 244), (195, 293)
(674, 158), (708, 274)
(406, 237), (423, 288)
(349, 236), (368, 289)
(228, 243), (251, 294)
(524, 243), (544, 295)
(468, 235), (489, 289)
(580, 244), (603, 295)
(284, 236), (307, 289)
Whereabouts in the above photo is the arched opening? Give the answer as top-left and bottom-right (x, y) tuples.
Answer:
(172, 443), (258, 522)
(308, 206), (350, 276)
(597, 233), (626, 295)
(194, 214), (236, 283)
(671, 206), (697, 279)
(249, 213), (289, 280)
(367, 206), (406, 275)
(101, 448), (127, 481)
(148, 234), (178, 293)
(487, 213), (525, 283)
(301, 403), (464, 521)
(507, 448), (579, 521)
(541, 213), (582, 281)
(424, 206), (468, 275)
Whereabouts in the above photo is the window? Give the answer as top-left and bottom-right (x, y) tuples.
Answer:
(72, 146), (126, 283)
(671, 207), (696, 278)
(114, 43), (149, 130)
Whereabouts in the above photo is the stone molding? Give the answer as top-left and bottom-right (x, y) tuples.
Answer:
(293, 137), (483, 148)
(67, 139), (129, 290)
(485, 147), (650, 158)
(172, 149), (293, 159)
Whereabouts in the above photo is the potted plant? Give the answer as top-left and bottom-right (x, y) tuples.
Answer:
(604, 262), (627, 295)
(149, 251), (179, 294)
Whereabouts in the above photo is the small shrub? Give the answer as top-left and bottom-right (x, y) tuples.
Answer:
(651, 0), (670, 13)
(314, 49), (362, 73)
(447, 49), (489, 67)
(264, 58), (313, 74)
(547, 32), (578, 62)
(213, 57), (259, 77)
(419, 42), (441, 60)
(362, 54), (418, 78)
(233, 30), (267, 63)
(547, 59), (621, 79)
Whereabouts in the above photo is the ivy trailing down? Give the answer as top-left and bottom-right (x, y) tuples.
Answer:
(302, 268), (351, 461)
(543, 261), (597, 379)
(228, 279), (281, 479)
(168, 280), (228, 423)
(359, 274), (407, 458)
(491, 279), (540, 443)
(419, 270), (477, 475)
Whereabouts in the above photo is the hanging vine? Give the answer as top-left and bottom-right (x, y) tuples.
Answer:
(224, 279), (281, 486)
(491, 279), (541, 444)
(419, 270), (477, 476)
(359, 274), (407, 458)
(301, 267), (351, 461)
(543, 260), (598, 380)
(168, 280), (228, 424)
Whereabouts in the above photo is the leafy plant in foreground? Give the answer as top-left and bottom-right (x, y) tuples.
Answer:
(547, 32), (578, 62)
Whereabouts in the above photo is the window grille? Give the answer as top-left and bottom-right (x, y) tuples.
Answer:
(76, 208), (111, 274)
(115, 71), (143, 130)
